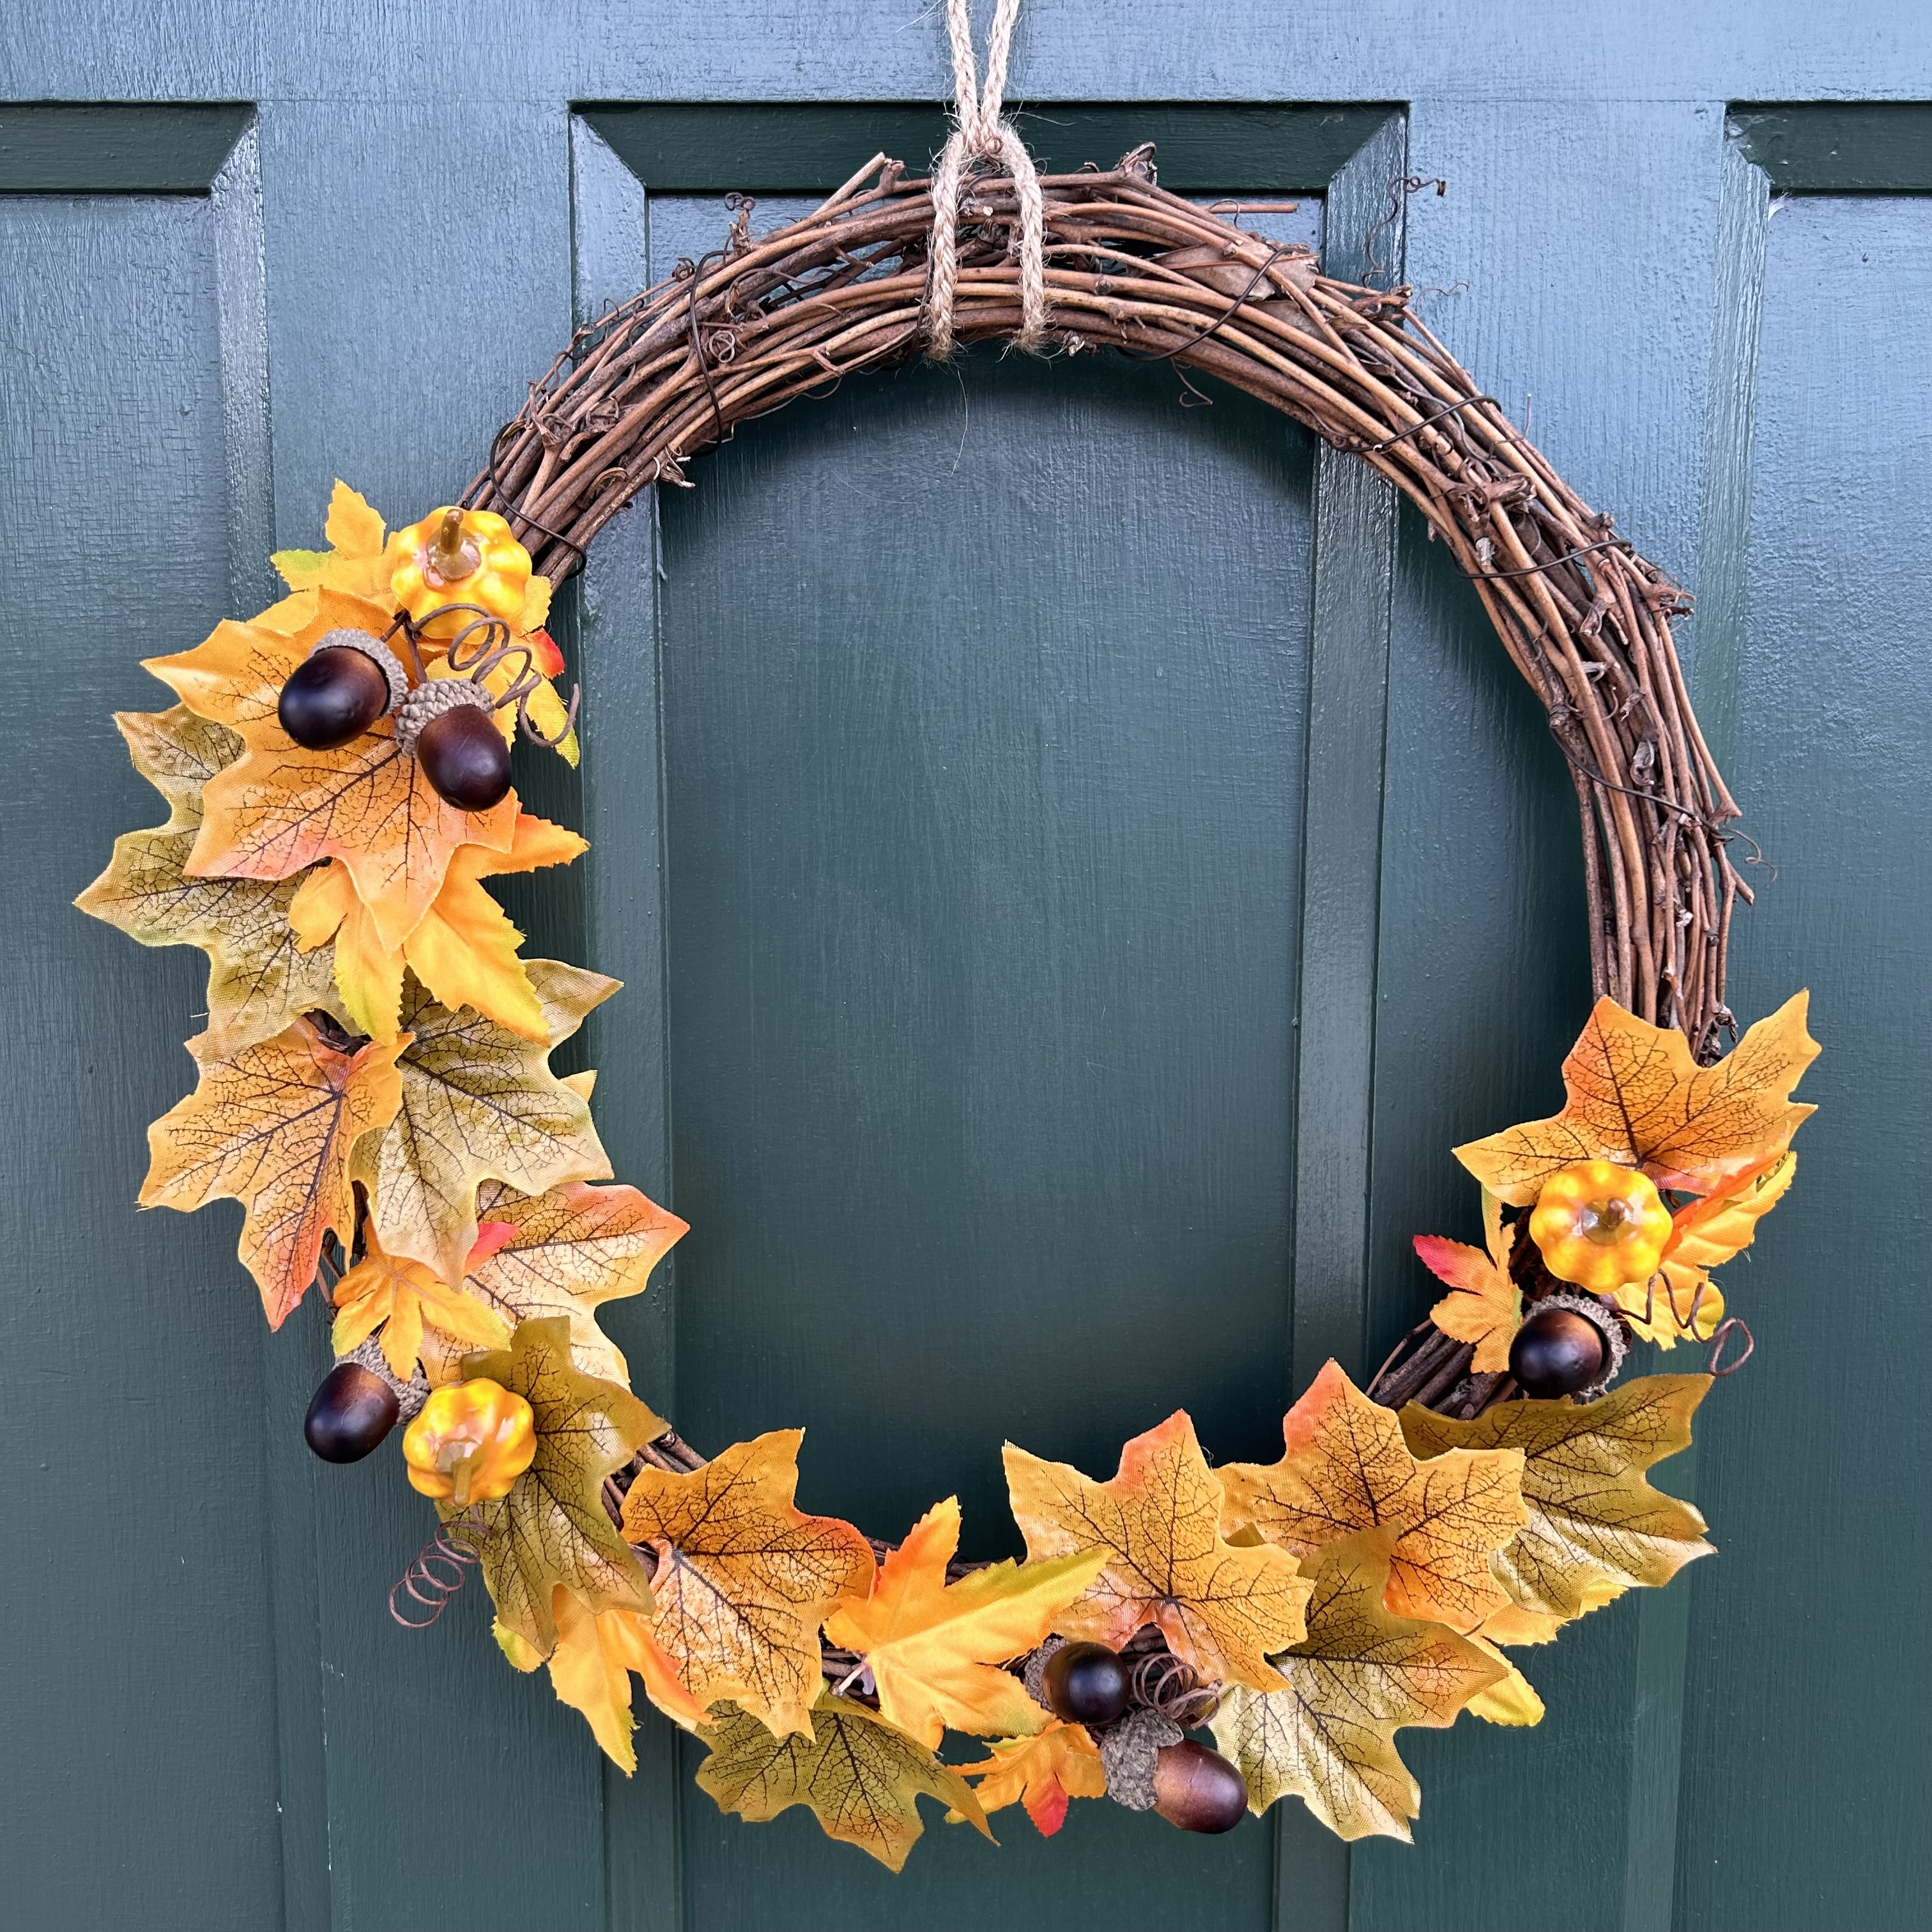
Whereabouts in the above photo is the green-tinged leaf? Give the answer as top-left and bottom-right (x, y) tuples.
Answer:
(696, 1691), (992, 1871)
(367, 963), (617, 1284)
(1400, 1376), (1713, 1621)
(1209, 1529), (1506, 1843)
(458, 1317), (663, 1654)
(75, 707), (346, 1054)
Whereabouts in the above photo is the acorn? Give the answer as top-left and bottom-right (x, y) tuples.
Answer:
(1041, 1641), (1132, 1727)
(395, 681), (513, 812)
(278, 635), (399, 749)
(1509, 1306), (1608, 1399)
(304, 1362), (401, 1462)
(1153, 1740), (1249, 1834)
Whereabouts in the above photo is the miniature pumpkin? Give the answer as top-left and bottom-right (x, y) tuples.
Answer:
(402, 1376), (537, 1506)
(390, 506), (532, 639)
(1528, 1160), (1673, 1293)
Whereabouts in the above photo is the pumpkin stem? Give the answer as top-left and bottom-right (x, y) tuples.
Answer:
(428, 507), (477, 582)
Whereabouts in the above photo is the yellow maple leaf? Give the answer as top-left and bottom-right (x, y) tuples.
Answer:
(147, 585), (519, 952)
(1217, 1361), (1527, 1634)
(954, 1721), (1107, 1836)
(456, 1317), (662, 1654)
(329, 1216), (512, 1379)
(1618, 1149), (1796, 1347)
(1004, 1411), (1312, 1694)
(523, 1586), (709, 1773)
(824, 1497), (1105, 1748)
(288, 811), (587, 1043)
(270, 481), (395, 601)
(1455, 993), (1819, 1204)
(696, 1690), (992, 1871)
(76, 706), (348, 1054)
(1400, 1376), (1712, 1621)
(364, 963), (615, 1285)
(141, 1015), (405, 1326)
(1209, 1528), (1507, 1842)
(1414, 1189), (1521, 1374)
(418, 1176), (686, 1386)
(618, 1430), (875, 1740)
(1463, 1636), (1545, 1726)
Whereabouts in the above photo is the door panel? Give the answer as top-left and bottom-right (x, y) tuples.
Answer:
(1675, 181), (1932, 1932)
(0, 171), (281, 1929)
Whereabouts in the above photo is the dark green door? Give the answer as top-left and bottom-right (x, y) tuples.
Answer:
(2, 17), (1926, 1932)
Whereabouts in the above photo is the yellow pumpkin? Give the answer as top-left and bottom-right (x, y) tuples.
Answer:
(402, 1376), (537, 1506)
(1528, 1160), (1673, 1293)
(390, 507), (532, 640)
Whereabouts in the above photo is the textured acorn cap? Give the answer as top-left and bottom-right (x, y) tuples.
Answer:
(309, 628), (409, 718)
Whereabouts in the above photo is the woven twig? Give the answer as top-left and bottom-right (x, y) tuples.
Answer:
(465, 150), (1745, 1057)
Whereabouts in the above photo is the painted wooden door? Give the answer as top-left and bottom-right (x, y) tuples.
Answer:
(1, 12), (1926, 1932)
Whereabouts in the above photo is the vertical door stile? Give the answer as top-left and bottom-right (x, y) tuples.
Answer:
(211, 115), (337, 1932)
(1280, 108), (1407, 1932)
(569, 112), (685, 1932)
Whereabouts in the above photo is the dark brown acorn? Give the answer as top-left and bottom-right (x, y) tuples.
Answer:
(1153, 1740), (1249, 1834)
(1508, 1306), (1607, 1399)
(304, 1362), (401, 1463)
(1041, 1641), (1131, 1726)
(415, 703), (512, 811)
(279, 644), (392, 749)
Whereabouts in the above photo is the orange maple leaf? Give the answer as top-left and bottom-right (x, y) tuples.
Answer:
(270, 481), (396, 602)
(1414, 1188), (1521, 1374)
(509, 1586), (709, 1774)
(954, 1721), (1107, 1836)
(1003, 1411), (1312, 1694)
(824, 1497), (1105, 1747)
(417, 1176), (687, 1386)
(330, 1216), (512, 1379)
(146, 586), (518, 951)
(1217, 1361), (1527, 1634)
(1454, 993), (1819, 1204)
(140, 1015), (406, 1325)
(618, 1430), (876, 1738)
(288, 811), (587, 1043)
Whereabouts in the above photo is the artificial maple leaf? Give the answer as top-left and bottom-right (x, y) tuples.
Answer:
(954, 1721), (1107, 1836)
(1208, 1528), (1506, 1843)
(364, 963), (615, 1285)
(1455, 993), (1818, 1203)
(1400, 1376), (1712, 1621)
(514, 1586), (709, 1774)
(330, 1216), (512, 1378)
(141, 1015), (405, 1325)
(288, 811), (587, 1043)
(1003, 1411), (1311, 1693)
(270, 481), (396, 601)
(1463, 1637), (1545, 1726)
(1217, 1361), (1527, 1634)
(456, 1317), (662, 1654)
(77, 707), (349, 1054)
(1619, 1149), (1797, 1348)
(823, 1498), (1106, 1748)
(695, 1690), (992, 1871)
(1414, 1189), (1521, 1374)
(416, 1176), (685, 1386)
(147, 585), (519, 951)
(618, 1429), (875, 1739)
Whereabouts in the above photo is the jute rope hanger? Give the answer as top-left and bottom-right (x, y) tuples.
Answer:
(925, 0), (1048, 356)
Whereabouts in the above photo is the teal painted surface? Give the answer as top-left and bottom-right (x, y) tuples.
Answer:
(1673, 187), (1932, 1932)
(0, 10), (1928, 1931)
(0, 183), (283, 1930)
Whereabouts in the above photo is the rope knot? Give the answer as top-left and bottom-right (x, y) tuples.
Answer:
(924, 0), (1048, 360)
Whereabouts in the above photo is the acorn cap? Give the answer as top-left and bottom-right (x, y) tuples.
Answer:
(1098, 1707), (1184, 1812)
(309, 628), (409, 718)
(394, 675), (496, 756)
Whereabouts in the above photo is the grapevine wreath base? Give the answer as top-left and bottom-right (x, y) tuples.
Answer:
(79, 2), (1821, 1870)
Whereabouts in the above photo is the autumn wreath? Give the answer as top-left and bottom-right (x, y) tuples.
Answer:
(79, 1), (1820, 1870)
